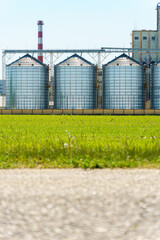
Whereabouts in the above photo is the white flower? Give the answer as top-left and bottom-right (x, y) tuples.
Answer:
(64, 143), (68, 148)
(150, 136), (156, 139)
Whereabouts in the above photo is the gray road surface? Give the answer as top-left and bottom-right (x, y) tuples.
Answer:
(0, 169), (160, 240)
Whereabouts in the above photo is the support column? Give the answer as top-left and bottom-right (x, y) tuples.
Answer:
(2, 53), (6, 80)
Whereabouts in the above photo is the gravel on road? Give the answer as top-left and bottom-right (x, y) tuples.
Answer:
(0, 169), (160, 240)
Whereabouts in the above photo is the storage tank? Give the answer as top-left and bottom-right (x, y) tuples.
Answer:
(151, 62), (160, 109)
(103, 54), (144, 109)
(0, 80), (5, 95)
(6, 54), (48, 109)
(54, 54), (96, 109)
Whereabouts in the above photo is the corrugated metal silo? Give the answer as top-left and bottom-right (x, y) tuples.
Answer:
(54, 54), (96, 109)
(6, 54), (48, 109)
(0, 80), (5, 95)
(103, 54), (144, 109)
(151, 62), (160, 109)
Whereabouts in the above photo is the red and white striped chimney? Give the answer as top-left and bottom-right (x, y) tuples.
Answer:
(37, 20), (44, 62)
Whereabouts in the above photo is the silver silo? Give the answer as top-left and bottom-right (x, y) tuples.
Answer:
(6, 54), (48, 109)
(151, 62), (160, 109)
(103, 54), (144, 109)
(0, 80), (5, 95)
(54, 54), (96, 109)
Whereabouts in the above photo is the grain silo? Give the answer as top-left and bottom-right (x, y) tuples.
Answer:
(6, 54), (49, 109)
(103, 54), (144, 109)
(54, 54), (96, 109)
(0, 80), (5, 95)
(151, 61), (160, 109)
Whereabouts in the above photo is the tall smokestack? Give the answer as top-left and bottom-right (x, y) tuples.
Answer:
(37, 20), (44, 62)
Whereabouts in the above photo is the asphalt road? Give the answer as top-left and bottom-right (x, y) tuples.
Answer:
(0, 169), (160, 240)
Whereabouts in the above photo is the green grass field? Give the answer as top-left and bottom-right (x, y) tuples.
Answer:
(0, 115), (160, 168)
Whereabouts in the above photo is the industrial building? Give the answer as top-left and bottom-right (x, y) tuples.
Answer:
(2, 3), (160, 112)
(6, 54), (49, 109)
(132, 3), (160, 63)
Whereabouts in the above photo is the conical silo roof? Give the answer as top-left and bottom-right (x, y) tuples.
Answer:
(104, 53), (142, 67)
(7, 54), (46, 67)
(56, 54), (94, 66)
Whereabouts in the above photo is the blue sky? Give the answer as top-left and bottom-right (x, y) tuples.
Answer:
(0, 0), (159, 77)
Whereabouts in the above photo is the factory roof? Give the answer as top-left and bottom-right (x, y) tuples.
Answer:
(56, 54), (94, 66)
(103, 53), (142, 66)
(7, 54), (46, 67)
